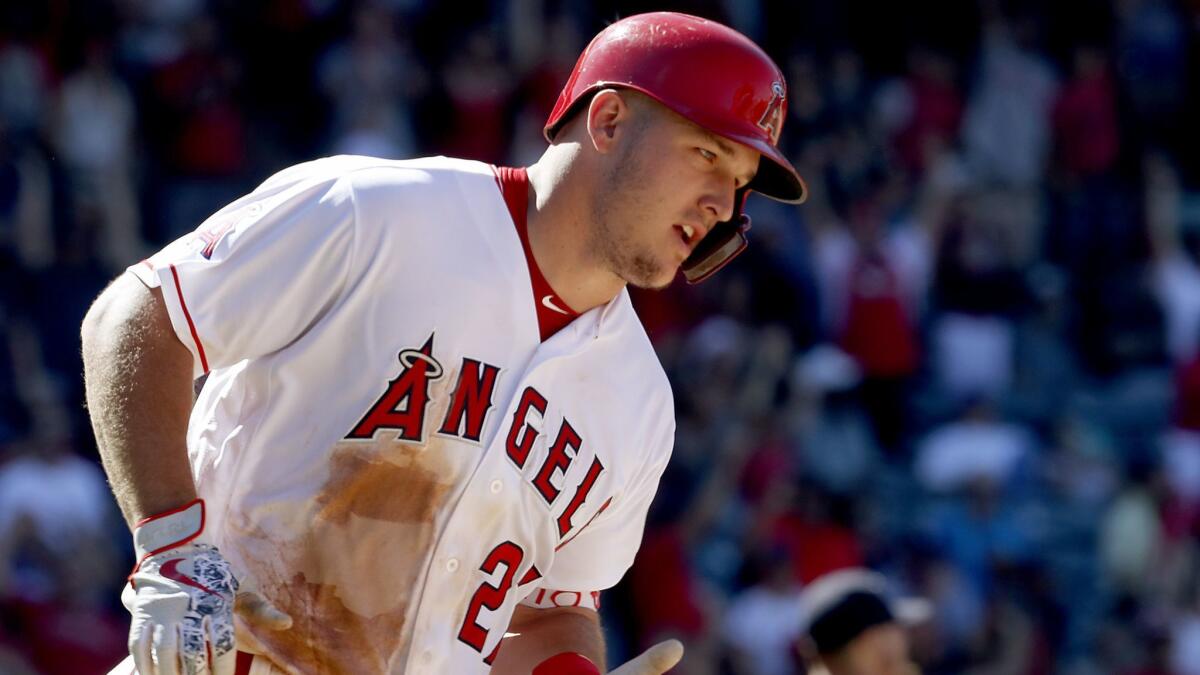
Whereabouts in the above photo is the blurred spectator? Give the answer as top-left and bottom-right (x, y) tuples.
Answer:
(1151, 154), (1200, 365)
(782, 53), (833, 158)
(929, 194), (1029, 400)
(1051, 45), (1120, 180)
(151, 14), (245, 177)
(628, 523), (717, 675)
(1170, 574), (1200, 675)
(1076, 264), (1168, 376)
(0, 122), (53, 271)
(918, 557), (988, 662)
(825, 50), (869, 132)
(0, 320), (30, 444)
(721, 549), (805, 675)
(26, 200), (111, 411)
(0, 432), (115, 558)
(914, 398), (1033, 494)
(148, 13), (249, 239)
(958, 582), (1043, 675)
(1161, 429), (1200, 521)
(508, 14), (584, 164)
(1125, 626), (1173, 675)
(763, 481), (864, 586)
(1008, 266), (1079, 425)
(1114, 0), (1191, 151)
(318, 3), (423, 159)
(931, 311), (1015, 402)
(1173, 346), (1200, 429)
(814, 188), (926, 452)
(52, 38), (143, 272)
(113, 0), (206, 71)
(1099, 462), (1165, 598)
(961, 10), (1058, 264)
(962, 12), (1058, 188)
(0, 425), (125, 675)
(873, 45), (963, 177)
(1043, 414), (1119, 510)
(5, 546), (128, 675)
(0, 42), (50, 140)
(438, 26), (514, 164)
(790, 345), (880, 495)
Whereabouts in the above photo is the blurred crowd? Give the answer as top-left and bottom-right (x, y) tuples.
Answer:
(1, 0), (1199, 673)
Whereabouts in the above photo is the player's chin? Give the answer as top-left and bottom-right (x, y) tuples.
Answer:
(623, 254), (677, 291)
(641, 272), (677, 291)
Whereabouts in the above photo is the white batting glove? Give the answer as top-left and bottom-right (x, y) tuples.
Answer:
(123, 499), (240, 675)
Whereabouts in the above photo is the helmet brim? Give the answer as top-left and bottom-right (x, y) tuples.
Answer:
(726, 133), (807, 204)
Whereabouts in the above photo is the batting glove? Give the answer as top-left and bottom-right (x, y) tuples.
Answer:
(123, 499), (240, 675)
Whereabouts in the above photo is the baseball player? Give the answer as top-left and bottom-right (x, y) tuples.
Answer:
(82, 12), (806, 675)
(797, 569), (929, 675)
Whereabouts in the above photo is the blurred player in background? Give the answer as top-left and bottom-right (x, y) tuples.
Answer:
(797, 568), (928, 675)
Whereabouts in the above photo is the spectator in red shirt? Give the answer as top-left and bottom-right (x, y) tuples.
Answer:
(1052, 46), (1120, 179)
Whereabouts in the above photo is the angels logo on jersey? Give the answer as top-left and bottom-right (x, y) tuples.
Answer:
(346, 333), (501, 445)
(346, 334), (446, 443)
(345, 334), (608, 541)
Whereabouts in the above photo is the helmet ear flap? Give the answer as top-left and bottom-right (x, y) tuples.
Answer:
(681, 189), (752, 284)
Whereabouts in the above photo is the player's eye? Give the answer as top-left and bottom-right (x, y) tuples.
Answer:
(696, 147), (717, 162)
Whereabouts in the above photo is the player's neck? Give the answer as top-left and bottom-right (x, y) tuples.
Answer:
(525, 158), (625, 314)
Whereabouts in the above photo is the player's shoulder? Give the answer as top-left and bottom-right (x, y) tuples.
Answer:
(256, 155), (494, 197)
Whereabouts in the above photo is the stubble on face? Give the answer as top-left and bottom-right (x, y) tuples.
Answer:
(587, 102), (676, 290)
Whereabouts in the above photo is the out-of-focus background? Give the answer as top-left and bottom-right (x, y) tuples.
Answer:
(1, 0), (1199, 673)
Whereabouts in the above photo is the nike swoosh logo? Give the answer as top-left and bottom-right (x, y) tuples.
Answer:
(541, 294), (570, 315)
(161, 558), (220, 597)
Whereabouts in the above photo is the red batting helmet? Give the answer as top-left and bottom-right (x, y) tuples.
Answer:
(544, 12), (807, 283)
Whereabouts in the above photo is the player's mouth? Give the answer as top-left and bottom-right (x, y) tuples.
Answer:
(674, 223), (700, 252)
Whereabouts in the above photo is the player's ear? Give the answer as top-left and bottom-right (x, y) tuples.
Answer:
(585, 89), (632, 154)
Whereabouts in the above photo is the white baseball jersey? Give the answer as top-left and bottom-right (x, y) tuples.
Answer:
(128, 156), (675, 674)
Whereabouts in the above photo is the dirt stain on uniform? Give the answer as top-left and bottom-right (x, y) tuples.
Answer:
(231, 433), (465, 674)
(244, 571), (407, 675)
(315, 441), (451, 525)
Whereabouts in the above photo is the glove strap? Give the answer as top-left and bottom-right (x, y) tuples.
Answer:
(133, 498), (205, 564)
(533, 653), (601, 675)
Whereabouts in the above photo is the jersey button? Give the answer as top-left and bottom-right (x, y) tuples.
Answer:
(446, 558), (460, 572)
(490, 479), (503, 494)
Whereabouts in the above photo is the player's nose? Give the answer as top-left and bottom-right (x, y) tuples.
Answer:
(698, 180), (737, 225)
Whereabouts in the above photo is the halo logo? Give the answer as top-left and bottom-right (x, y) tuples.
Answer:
(757, 81), (786, 144)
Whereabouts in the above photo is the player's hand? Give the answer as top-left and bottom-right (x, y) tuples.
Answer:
(122, 498), (290, 674)
(608, 640), (684, 675)
(127, 540), (239, 674)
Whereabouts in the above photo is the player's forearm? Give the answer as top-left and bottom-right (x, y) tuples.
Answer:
(489, 605), (606, 674)
(82, 275), (198, 528)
